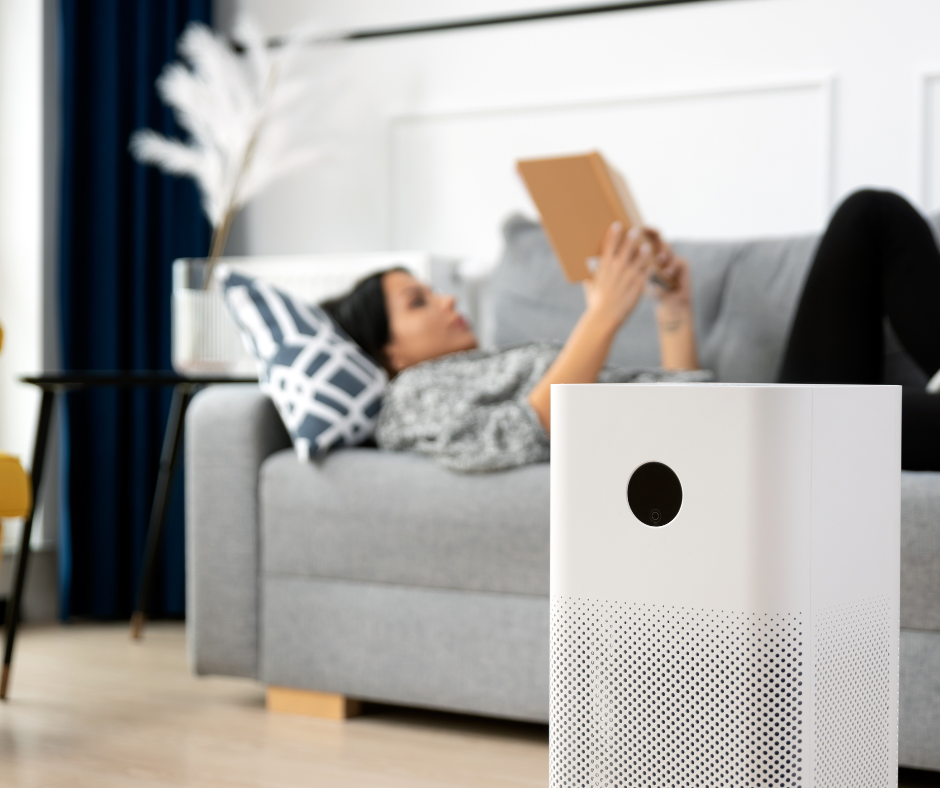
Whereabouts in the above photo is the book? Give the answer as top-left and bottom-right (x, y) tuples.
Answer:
(516, 151), (644, 282)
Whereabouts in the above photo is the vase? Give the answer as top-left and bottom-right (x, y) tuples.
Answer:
(171, 258), (255, 376)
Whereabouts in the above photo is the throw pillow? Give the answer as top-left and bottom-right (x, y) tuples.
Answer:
(217, 266), (388, 460)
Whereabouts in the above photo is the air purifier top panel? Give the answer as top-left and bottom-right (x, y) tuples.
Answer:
(550, 383), (900, 615)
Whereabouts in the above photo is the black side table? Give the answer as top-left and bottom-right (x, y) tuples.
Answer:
(1, 371), (257, 699)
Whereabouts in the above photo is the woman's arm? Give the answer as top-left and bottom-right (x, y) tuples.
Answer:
(645, 228), (699, 371)
(527, 222), (654, 432)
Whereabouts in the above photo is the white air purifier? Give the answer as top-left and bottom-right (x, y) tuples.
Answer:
(550, 384), (900, 788)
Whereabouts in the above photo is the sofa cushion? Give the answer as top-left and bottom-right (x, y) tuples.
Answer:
(219, 267), (387, 459)
(259, 447), (550, 596)
(901, 472), (940, 632)
(692, 234), (818, 382)
(259, 443), (938, 629)
(492, 214), (659, 369)
(492, 214), (817, 382)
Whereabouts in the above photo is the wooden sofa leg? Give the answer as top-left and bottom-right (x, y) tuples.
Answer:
(266, 686), (362, 720)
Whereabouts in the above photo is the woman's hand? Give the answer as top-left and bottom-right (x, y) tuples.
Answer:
(643, 228), (692, 309)
(527, 221), (699, 434)
(528, 222), (654, 434)
(583, 222), (655, 331)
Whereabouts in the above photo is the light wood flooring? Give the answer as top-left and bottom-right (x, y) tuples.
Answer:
(0, 623), (936, 787)
(0, 623), (548, 787)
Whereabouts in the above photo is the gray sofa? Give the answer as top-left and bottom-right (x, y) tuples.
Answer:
(186, 214), (940, 771)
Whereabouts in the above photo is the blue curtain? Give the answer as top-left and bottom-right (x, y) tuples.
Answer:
(58, 0), (212, 619)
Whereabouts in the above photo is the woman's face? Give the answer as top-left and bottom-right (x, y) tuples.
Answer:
(382, 270), (478, 372)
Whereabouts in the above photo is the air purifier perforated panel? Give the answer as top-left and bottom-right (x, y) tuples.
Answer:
(814, 595), (892, 788)
(550, 598), (805, 787)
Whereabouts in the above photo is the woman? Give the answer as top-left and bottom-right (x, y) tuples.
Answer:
(323, 189), (940, 472)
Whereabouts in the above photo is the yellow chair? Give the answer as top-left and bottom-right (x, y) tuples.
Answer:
(0, 324), (33, 559)
(0, 454), (31, 520)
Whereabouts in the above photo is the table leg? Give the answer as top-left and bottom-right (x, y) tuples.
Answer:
(131, 384), (193, 639)
(1, 389), (56, 700)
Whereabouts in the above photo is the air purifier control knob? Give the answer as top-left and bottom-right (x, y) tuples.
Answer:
(627, 461), (682, 526)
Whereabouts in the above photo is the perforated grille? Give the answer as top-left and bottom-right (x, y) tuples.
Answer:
(814, 595), (892, 788)
(550, 598), (804, 787)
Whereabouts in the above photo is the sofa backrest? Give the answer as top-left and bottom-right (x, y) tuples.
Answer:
(491, 212), (937, 384)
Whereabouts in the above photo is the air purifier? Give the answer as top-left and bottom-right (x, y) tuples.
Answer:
(550, 384), (900, 788)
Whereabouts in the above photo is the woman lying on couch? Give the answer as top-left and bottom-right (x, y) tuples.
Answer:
(322, 189), (940, 473)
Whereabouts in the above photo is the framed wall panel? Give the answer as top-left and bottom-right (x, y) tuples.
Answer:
(391, 77), (833, 263)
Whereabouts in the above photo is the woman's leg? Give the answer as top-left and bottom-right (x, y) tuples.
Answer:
(778, 189), (940, 470)
(899, 390), (940, 471)
(779, 189), (940, 383)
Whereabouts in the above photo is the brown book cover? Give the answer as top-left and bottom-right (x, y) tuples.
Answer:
(516, 151), (643, 282)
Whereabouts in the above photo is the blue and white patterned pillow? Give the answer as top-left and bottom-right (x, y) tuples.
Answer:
(218, 266), (388, 460)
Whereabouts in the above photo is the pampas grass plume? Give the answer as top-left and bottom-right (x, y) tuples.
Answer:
(130, 15), (327, 280)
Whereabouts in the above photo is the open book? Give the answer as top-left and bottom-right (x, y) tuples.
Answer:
(516, 151), (643, 282)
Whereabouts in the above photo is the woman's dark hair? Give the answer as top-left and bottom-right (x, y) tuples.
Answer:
(320, 267), (406, 370)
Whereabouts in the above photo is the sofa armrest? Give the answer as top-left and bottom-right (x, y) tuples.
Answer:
(185, 384), (291, 678)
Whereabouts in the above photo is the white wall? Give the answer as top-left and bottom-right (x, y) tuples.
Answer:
(220, 0), (940, 266)
(0, 1), (45, 549)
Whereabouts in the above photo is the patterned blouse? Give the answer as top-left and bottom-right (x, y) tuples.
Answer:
(375, 342), (711, 473)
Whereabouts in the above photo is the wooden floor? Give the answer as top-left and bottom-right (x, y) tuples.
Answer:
(0, 623), (548, 787)
(0, 623), (936, 787)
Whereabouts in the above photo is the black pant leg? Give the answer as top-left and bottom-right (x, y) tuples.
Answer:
(778, 189), (940, 470)
(901, 390), (940, 470)
(877, 195), (940, 376)
(779, 189), (940, 382)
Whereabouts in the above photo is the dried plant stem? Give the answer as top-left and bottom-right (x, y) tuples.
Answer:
(207, 208), (234, 270)
(201, 209), (236, 288)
